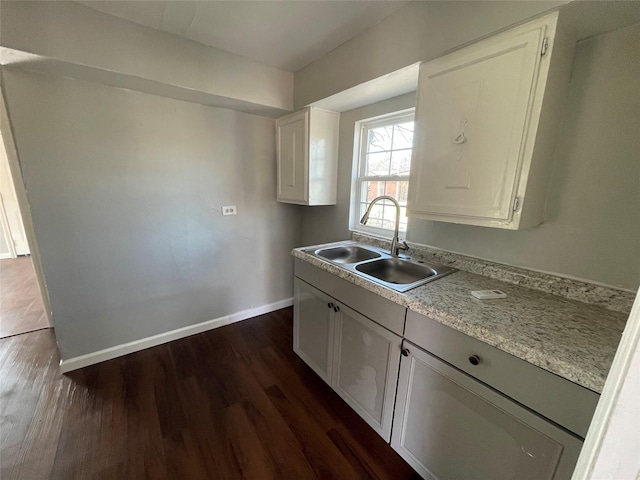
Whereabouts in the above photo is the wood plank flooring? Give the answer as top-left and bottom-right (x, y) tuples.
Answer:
(0, 307), (418, 479)
(0, 256), (49, 339)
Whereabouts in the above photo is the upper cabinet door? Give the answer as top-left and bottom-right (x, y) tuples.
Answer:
(277, 109), (309, 204)
(408, 13), (573, 229)
(276, 107), (339, 206)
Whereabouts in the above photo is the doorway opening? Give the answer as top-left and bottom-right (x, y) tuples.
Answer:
(0, 125), (50, 339)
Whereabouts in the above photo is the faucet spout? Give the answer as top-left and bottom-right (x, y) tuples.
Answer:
(360, 195), (409, 257)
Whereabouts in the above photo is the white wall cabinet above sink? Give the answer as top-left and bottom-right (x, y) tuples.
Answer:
(276, 107), (339, 205)
(408, 12), (575, 229)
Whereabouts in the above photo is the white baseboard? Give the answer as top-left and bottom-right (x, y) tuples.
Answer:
(59, 297), (293, 373)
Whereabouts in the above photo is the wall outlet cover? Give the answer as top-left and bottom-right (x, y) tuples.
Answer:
(222, 205), (237, 216)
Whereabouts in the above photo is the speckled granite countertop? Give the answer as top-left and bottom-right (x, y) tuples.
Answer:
(293, 240), (630, 394)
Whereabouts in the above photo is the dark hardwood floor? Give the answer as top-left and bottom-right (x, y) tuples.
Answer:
(1, 307), (417, 479)
(0, 256), (49, 339)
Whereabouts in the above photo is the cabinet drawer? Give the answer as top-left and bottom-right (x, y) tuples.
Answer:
(405, 310), (599, 438)
(295, 259), (406, 335)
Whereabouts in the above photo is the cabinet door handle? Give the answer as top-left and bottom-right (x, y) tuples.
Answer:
(327, 302), (334, 309)
(333, 306), (340, 313)
(469, 355), (481, 366)
(401, 348), (410, 357)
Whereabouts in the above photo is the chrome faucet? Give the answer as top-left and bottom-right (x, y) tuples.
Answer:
(360, 195), (409, 257)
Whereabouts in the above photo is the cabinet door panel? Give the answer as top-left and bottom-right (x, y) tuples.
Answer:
(333, 304), (401, 440)
(277, 110), (308, 203)
(409, 27), (544, 222)
(391, 342), (582, 480)
(293, 279), (333, 382)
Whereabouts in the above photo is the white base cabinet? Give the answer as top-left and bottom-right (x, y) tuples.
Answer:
(293, 278), (401, 441)
(391, 341), (583, 480)
(332, 301), (401, 440)
(293, 259), (594, 479)
(293, 278), (335, 383)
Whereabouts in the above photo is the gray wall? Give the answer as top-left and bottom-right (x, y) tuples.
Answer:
(301, 25), (640, 291)
(3, 70), (301, 360)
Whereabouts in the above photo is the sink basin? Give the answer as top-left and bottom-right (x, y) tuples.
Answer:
(305, 241), (457, 292)
(314, 245), (381, 264)
(354, 257), (457, 292)
(356, 258), (436, 284)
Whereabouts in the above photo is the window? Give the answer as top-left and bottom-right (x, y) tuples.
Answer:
(352, 109), (415, 236)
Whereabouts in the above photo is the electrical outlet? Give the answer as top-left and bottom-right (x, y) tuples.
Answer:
(221, 205), (237, 216)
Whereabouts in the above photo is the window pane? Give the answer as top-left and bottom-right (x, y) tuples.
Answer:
(362, 202), (385, 227)
(358, 201), (409, 232)
(359, 181), (410, 232)
(362, 180), (383, 202)
(366, 151), (391, 176)
(396, 181), (409, 204)
(367, 125), (393, 152)
(361, 180), (409, 204)
(355, 112), (413, 234)
(390, 149), (412, 176)
(392, 122), (414, 150)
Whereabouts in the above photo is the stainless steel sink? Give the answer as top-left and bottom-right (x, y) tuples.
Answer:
(314, 245), (381, 264)
(306, 242), (457, 292)
(356, 258), (437, 284)
(354, 257), (456, 292)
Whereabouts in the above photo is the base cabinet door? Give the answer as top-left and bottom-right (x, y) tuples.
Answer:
(293, 278), (335, 383)
(391, 341), (583, 480)
(332, 304), (402, 441)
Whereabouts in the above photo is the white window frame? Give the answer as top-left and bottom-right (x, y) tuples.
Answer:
(349, 108), (415, 238)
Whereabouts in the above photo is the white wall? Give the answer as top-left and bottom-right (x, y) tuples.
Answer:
(3, 70), (302, 360)
(301, 25), (640, 291)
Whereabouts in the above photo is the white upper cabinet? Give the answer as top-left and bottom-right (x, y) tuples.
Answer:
(408, 12), (574, 229)
(276, 107), (339, 205)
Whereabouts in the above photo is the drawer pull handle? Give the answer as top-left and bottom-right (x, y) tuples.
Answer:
(401, 348), (410, 357)
(333, 306), (340, 313)
(328, 302), (334, 309)
(469, 355), (481, 366)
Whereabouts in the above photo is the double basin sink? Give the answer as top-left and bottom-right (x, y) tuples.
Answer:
(305, 243), (457, 293)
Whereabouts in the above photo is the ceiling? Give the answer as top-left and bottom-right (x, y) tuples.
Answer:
(78, 1), (410, 72)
